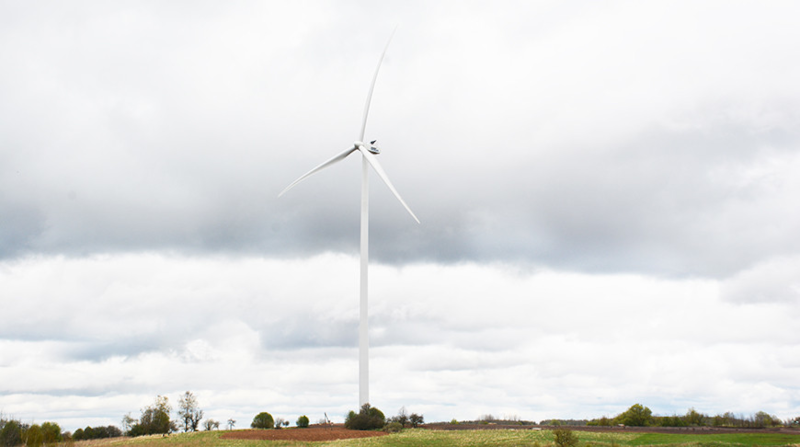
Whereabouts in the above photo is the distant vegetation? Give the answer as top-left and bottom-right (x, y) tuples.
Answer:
(125, 395), (176, 436)
(345, 403), (387, 430)
(296, 415), (309, 428)
(250, 411), (274, 429)
(0, 418), (63, 447)
(581, 404), (791, 429)
(2, 397), (798, 447)
(387, 406), (425, 429)
(73, 425), (122, 440)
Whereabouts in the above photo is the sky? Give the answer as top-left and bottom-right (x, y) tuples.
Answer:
(1, 0), (799, 431)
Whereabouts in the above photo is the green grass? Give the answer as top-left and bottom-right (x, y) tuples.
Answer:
(76, 429), (800, 447)
(619, 432), (800, 446)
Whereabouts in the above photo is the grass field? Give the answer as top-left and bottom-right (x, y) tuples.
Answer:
(76, 428), (800, 447)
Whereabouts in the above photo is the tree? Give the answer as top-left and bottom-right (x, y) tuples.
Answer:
(685, 408), (705, 426)
(0, 419), (22, 447)
(227, 419), (236, 430)
(24, 424), (44, 447)
(274, 417), (285, 429)
(251, 412), (274, 429)
(129, 395), (176, 436)
(409, 413), (424, 428)
(395, 407), (409, 427)
(40, 422), (62, 444)
(753, 411), (780, 428)
(121, 413), (136, 435)
(296, 415), (310, 428)
(203, 419), (220, 431)
(178, 391), (204, 432)
(345, 404), (386, 430)
(616, 404), (653, 427)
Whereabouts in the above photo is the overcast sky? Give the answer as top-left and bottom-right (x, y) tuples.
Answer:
(2, 0), (799, 431)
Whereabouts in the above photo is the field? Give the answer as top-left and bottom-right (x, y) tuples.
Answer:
(73, 426), (800, 447)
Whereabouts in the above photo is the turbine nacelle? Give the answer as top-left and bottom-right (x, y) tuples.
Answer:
(355, 140), (381, 155)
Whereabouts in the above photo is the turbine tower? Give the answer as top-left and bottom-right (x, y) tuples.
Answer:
(278, 31), (419, 407)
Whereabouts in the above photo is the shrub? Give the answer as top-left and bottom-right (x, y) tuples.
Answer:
(251, 412), (274, 429)
(383, 422), (403, 433)
(296, 415), (309, 428)
(553, 428), (579, 447)
(345, 404), (386, 430)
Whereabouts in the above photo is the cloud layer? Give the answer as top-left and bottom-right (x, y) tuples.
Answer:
(2, 254), (799, 429)
(2, 1), (799, 278)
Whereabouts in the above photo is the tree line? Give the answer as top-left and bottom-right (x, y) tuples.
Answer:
(541, 404), (798, 428)
(0, 418), (63, 447)
(6, 397), (795, 447)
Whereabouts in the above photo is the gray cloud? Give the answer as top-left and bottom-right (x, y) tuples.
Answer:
(3, 1), (799, 282)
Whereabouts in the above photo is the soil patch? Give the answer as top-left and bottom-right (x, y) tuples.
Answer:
(221, 425), (388, 442)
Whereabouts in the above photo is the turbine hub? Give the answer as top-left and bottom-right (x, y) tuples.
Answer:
(355, 140), (381, 154)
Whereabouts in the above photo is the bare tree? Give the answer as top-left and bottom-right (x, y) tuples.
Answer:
(177, 391), (204, 432)
(121, 413), (136, 435)
(226, 419), (236, 430)
(203, 419), (220, 431)
(396, 407), (409, 427)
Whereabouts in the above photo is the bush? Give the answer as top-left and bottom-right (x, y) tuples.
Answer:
(251, 412), (274, 429)
(296, 415), (309, 428)
(553, 428), (579, 447)
(383, 422), (403, 433)
(345, 404), (386, 430)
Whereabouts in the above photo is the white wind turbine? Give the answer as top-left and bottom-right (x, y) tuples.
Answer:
(278, 32), (419, 407)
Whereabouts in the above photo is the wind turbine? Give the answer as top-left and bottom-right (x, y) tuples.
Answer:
(278, 31), (419, 407)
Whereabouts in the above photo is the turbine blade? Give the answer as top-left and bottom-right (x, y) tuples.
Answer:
(278, 147), (358, 197)
(357, 145), (420, 223)
(359, 27), (397, 142)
